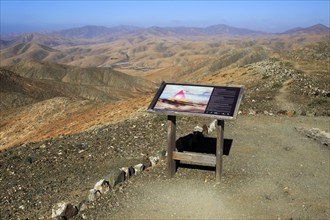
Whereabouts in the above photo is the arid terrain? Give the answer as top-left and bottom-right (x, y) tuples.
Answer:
(0, 24), (329, 219)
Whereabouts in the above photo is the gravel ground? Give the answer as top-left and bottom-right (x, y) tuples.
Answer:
(0, 113), (168, 219)
(0, 114), (329, 219)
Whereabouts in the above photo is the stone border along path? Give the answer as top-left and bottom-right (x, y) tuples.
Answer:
(51, 151), (166, 219)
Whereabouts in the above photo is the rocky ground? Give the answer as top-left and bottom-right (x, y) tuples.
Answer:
(242, 59), (330, 116)
(0, 112), (167, 219)
(0, 112), (329, 219)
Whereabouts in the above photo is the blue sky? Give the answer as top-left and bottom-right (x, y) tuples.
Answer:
(1, 0), (329, 33)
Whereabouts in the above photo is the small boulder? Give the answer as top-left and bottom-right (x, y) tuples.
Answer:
(104, 169), (126, 187)
(94, 179), (110, 194)
(88, 189), (101, 202)
(133, 163), (145, 174)
(51, 202), (78, 219)
(120, 167), (135, 179)
(149, 156), (160, 166)
(158, 149), (167, 160)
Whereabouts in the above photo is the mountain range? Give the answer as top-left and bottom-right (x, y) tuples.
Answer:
(0, 22), (329, 151)
(0, 24), (328, 69)
(1, 24), (329, 47)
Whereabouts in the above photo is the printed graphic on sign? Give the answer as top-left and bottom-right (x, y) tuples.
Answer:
(148, 82), (244, 119)
(154, 85), (213, 113)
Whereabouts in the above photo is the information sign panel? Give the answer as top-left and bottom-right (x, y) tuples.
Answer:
(147, 82), (244, 120)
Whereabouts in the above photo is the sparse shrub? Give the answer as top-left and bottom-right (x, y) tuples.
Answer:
(152, 114), (167, 123)
(31, 50), (48, 60)
(241, 40), (256, 47)
(309, 97), (330, 106)
(155, 43), (168, 52)
(12, 58), (22, 64)
(271, 82), (283, 89)
(209, 50), (247, 72)
(208, 42), (222, 48)
(163, 51), (175, 58)
(239, 50), (268, 66)
(269, 57), (280, 62)
(282, 61), (294, 68)
(274, 41), (285, 51)
(297, 37), (305, 43)
(56, 53), (66, 59)
(132, 45), (146, 53)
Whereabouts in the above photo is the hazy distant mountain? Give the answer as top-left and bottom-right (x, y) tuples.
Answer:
(2, 23), (329, 44)
(134, 24), (264, 37)
(56, 25), (142, 39)
(155, 26), (205, 36)
(281, 24), (330, 35)
(203, 24), (265, 36)
(0, 32), (75, 49)
(55, 24), (265, 38)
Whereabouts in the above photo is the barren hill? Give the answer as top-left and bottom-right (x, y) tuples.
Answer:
(0, 68), (75, 110)
(1, 60), (156, 109)
(0, 59), (157, 149)
(0, 67), (122, 111)
(6, 60), (155, 89)
(0, 50), (157, 115)
(0, 42), (59, 65)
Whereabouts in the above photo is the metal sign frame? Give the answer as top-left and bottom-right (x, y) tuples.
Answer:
(147, 82), (244, 120)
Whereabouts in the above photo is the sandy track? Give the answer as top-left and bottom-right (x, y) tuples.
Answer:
(73, 115), (330, 219)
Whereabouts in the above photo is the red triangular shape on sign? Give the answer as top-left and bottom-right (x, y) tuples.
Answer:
(173, 90), (186, 99)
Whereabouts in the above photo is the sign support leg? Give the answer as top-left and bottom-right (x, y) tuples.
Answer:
(167, 115), (176, 178)
(216, 120), (224, 182)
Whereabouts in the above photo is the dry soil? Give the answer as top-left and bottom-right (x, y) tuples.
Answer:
(2, 113), (328, 219)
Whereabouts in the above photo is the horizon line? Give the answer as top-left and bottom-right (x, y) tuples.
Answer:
(1, 22), (329, 36)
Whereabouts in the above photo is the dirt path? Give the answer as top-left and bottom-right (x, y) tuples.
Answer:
(75, 115), (330, 219)
(275, 79), (298, 111)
